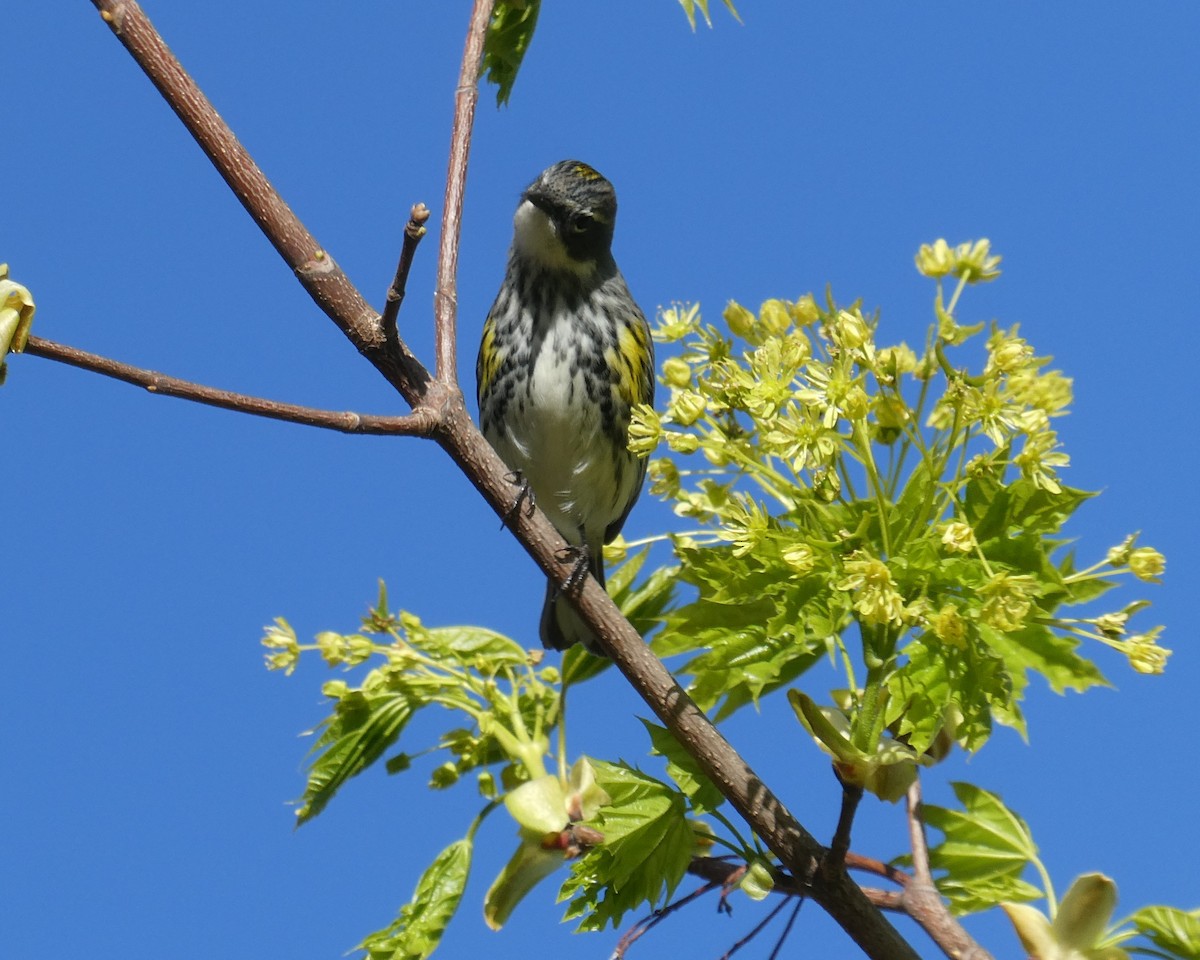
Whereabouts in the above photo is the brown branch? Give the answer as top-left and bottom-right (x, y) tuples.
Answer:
(85, 3), (926, 958)
(24, 336), (436, 436)
(89, 0), (431, 408)
(767, 899), (806, 960)
(688, 856), (906, 912)
(901, 778), (996, 960)
(845, 852), (910, 887)
(381, 203), (432, 342)
(718, 896), (792, 960)
(830, 772), (865, 866)
(613, 879), (723, 959)
(906, 778), (934, 887)
(433, 0), (492, 384)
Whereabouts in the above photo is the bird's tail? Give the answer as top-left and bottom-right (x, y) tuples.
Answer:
(539, 548), (607, 655)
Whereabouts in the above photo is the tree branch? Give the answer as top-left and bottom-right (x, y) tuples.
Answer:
(901, 778), (996, 960)
(381, 203), (432, 343)
(688, 856), (905, 912)
(23, 336), (436, 436)
(89, 0), (431, 407)
(433, 0), (492, 385)
(830, 771), (865, 866)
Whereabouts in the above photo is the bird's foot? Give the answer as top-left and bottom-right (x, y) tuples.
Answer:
(554, 543), (592, 593)
(501, 471), (536, 528)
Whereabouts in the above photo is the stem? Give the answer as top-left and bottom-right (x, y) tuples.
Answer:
(944, 275), (969, 315)
(854, 421), (892, 558)
(24, 336), (437, 436)
(433, 0), (493, 384)
(381, 203), (432, 342)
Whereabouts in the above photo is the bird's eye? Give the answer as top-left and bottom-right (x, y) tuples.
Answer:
(567, 212), (590, 234)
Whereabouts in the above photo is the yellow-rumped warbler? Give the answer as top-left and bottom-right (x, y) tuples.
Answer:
(476, 160), (654, 655)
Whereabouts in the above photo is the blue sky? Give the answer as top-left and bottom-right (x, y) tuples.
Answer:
(6, 3), (1198, 959)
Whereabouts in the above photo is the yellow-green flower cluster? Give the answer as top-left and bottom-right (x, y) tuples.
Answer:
(836, 552), (906, 627)
(916, 238), (1002, 283)
(980, 572), (1039, 632)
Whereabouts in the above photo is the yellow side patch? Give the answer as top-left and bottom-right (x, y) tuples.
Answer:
(478, 319), (503, 398)
(612, 322), (653, 407)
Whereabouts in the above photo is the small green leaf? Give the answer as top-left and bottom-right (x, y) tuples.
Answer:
(639, 719), (725, 812)
(484, 832), (563, 932)
(922, 781), (1043, 914)
(297, 687), (418, 824)
(1130, 906), (1200, 959)
(419, 625), (528, 670)
(559, 760), (694, 931)
(358, 837), (472, 960)
(978, 624), (1109, 696)
(481, 1), (541, 107)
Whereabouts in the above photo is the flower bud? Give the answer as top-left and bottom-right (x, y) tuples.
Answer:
(661, 356), (692, 388)
(723, 300), (756, 339)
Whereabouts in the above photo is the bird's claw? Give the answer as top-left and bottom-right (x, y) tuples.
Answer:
(555, 544), (591, 593)
(501, 471), (536, 528)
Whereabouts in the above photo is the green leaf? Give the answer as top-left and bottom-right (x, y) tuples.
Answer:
(653, 542), (827, 718)
(481, 1), (541, 107)
(639, 719), (725, 812)
(978, 624), (1109, 696)
(418, 625), (528, 670)
(559, 760), (694, 931)
(1130, 906), (1200, 959)
(297, 686), (419, 824)
(922, 781), (1043, 915)
(358, 837), (472, 960)
(484, 831), (564, 932)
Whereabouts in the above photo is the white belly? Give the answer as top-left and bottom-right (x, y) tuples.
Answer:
(488, 316), (626, 546)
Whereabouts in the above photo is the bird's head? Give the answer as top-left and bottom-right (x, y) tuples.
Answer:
(511, 160), (618, 275)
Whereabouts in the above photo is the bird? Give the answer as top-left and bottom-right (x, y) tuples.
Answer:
(476, 160), (655, 655)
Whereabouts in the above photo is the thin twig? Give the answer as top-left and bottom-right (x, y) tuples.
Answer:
(611, 880), (721, 959)
(433, 0), (493, 384)
(381, 203), (432, 342)
(829, 771), (865, 866)
(717, 897), (791, 960)
(24, 336), (436, 436)
(905, 778), (934, 886)
(766, 898), (805, 960)
(689, 855), (908, 910)
(845, 852), (909, 887)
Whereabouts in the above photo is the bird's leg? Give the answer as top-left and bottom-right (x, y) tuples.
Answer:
(500, 471), (536, 528)
(555, 527), (592, 593)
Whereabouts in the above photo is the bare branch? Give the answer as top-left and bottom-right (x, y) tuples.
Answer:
(845, 852), (909, 888)
(24, 336), (436, 436)
(717, 896), (792, 960)
(688, 855), (906, 910)
(433, 0), (493, 384)
(613, 879), (722, 959)
(766, 899), (805, 960)
(89, 0), (431, 406)
(901, 778), (996, 960)
(906, 778), (934, 887)
(381, 204), (432, 343)
(830, 772), (865, 866)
